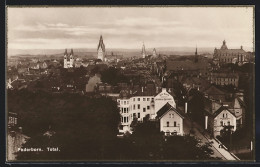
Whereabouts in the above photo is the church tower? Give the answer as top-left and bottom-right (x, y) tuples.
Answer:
(141, 42), (146, 58)
(97, 35), (105, 61)
(194, 46), (198, 63)
(64, 49), (68, 68)
(152, 48), (157, 57)
(69, 49), (74, 68)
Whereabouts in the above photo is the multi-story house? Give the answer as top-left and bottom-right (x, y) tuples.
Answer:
(117, 87), (179, 134)
(208, 72), (239, 87)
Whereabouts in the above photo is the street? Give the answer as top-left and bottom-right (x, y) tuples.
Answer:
(183, 116), (237, 160)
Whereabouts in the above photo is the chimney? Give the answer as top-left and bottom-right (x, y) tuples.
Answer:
(205, 116), (208, 130)
(156, 87), (159, 93)
(141, 87), (144, 93)
(185, 102), (188, 114)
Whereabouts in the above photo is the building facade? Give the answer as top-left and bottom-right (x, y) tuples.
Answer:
(117, 88), (176, 133)
(64, 49), (74, 68)
(207, 106), (237, 137)
(208, 72), (239, 87)
(156, 103), (184, 136)
(213, 40), (249, 66)
(97, 35), (105, 61)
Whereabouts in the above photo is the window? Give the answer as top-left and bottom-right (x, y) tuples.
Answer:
(147, 106), (150, 110)
(138, 113), (140, 118)
(147, 98), (150, 101)
(138, 98), (140, 101)
(133, 98), (135, 101)
(174, 121), (177, 127)
(169, 114), (174, 118)
(226, 113), (228, 118)
(138, 104), (140, 109)
(143, 108), (146, 112)
(143, 98), (146, 101)
(127, 101), (129, 104)
(227, 121), (230, 126)
(133, 113), (136, 118)
(124, 117), (126, 123)
(133, 105), (136, 110)
(124, 101), (126, 105)
(124, 108), (126, 112)
(166, 121), (169, 127)
(126, 117), (128, 123)
(220, 121), (223, 126)
(223, 113), (225, 118)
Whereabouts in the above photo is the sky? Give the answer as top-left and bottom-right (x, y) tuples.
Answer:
(7, 7), (254, 50)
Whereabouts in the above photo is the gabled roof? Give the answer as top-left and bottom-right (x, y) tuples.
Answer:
(203, 85), (226, 95)
(213, 105), (236, 118)
(156, 103), (185, 119)
(236, 97), (246, 108)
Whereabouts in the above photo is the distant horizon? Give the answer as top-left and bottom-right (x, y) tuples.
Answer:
(7, 7), (254, 51)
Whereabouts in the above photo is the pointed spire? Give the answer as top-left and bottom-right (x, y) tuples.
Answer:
(71, 48), (73, 55)
(195, 45), (198, 55)
(64, 48), (67, 55)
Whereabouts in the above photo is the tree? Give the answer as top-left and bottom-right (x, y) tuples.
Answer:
(8, 90), (121, 160)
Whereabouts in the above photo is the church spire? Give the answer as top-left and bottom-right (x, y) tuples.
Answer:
(64, 48), (67, 55)
(70, 48), (73, 55)
(194, 45), (198, 63)
(142, 42), (146, 58)
(97, 35), (105, 61)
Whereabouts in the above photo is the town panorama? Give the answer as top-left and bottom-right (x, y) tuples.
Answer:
(6, 7), (255, 162)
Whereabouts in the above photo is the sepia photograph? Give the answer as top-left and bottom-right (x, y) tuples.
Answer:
(6, 6), (255, 162)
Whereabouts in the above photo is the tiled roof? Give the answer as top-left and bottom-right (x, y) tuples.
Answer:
(213, 105), (236, 118)
(156, 102), (185, 119)
(214, 49), (247, 55)
(166, 58), (209, 71)
(203, 85), (226, 95)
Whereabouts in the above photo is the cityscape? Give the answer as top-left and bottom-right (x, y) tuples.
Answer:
(7, 7), (254, 161)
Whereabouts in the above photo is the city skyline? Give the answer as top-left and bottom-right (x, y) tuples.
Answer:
(8, 7), (254, 51)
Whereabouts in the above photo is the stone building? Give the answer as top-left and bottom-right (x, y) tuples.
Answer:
(64, 49), (74, 68)
(213, 40), (249, 66)
(208, 72), (239, 87)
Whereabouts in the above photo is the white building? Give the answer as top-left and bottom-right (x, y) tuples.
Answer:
(156, 103), (184, 136)
(64, 49), (74, 68)
(206, 106), (237, 137)
(117, 88), (179, 134)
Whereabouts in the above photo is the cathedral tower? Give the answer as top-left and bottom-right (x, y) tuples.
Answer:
(69, 49), (74, 68)
(64, 49), (68, 68)
(97, 35), (105, 61)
